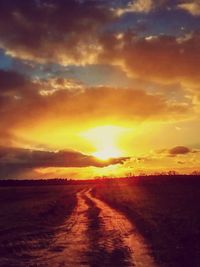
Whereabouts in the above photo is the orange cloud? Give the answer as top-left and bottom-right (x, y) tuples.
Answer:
(116, 0), (154, 16)
(178, 1), (200, 16)
(100, 32), (200, 88)
(0, 70), (192, 144)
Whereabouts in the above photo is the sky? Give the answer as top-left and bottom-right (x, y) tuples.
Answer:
(0, 0), (200, 179)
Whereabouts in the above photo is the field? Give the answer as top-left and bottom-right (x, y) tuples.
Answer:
(94, 176), (200, 267)
(0, 176), (200, 267)
(0, 185), (82, 267)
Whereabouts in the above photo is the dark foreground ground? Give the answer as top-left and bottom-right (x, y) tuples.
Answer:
(0, 176), (200, 267)
(0, 185), (81, 267)
(94, 176), (200, 267)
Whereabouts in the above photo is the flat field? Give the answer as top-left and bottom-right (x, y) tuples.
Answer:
(0, 185), (82, 267)
(0, 176), (200, 267)
(94, 176), (200, 267)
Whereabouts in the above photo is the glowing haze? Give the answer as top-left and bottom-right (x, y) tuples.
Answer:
(0, 0), (200, 179)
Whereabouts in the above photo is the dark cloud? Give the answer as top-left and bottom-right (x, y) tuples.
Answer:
(0, 0), (113, 64)
(0, 69), (27, 90)
(0, 0), (199, 90)
(169, 146), (191, 155)
(156, 146), (200, 158)
(100, 32), (200, 86)
(114, 0), (177, 15)
(0, 69), (38, 101)
(0, 146), (129, 178)
(116, 0), (200, 16)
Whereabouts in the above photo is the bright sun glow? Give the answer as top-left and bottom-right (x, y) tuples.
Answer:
(93, 146), (121, 160)
(81, 125), (127, 160)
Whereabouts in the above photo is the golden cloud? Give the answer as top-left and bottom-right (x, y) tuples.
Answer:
(0, 70), (192, 135)
(116, 0), (154, 16)
(178, 1), (200, 16)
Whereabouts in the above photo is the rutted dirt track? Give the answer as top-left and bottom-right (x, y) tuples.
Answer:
(6, 189), (158, 267)
(84, 191), (157, 267)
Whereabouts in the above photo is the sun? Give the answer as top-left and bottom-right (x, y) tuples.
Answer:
(81, 125), (126, 160)
(93, 146), (121, 160)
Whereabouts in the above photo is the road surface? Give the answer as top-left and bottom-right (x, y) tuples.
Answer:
(5, 189), (158, 267)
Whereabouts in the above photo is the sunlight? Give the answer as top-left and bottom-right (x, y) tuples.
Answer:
(93, 146), (121, 160)
(81, 125), (127, 160)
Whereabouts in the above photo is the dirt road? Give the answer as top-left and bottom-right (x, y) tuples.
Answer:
(6, 189), (158, 267)
(36, 189), (158, 267)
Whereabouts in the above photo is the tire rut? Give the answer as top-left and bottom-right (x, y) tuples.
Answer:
(83, 193), (132, 267)
(7, 189), (159, 267)
(85, 190), (158, 267)
(30, 190), (90, 267)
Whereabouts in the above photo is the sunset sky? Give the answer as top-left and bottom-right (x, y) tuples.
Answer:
(0, 0), (200, 179)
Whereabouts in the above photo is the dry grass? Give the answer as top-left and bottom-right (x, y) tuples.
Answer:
(0, 185), (82, 266)
(94, 177), (200, 267)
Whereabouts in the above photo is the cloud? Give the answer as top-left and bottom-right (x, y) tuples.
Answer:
(156, 145), (200, 157)
(0, 146), (128, 178)
(169, 146), (191, 155)
(116, 0), (154, 16)
(38, 77), (84, 95)
(178, 1), (200, 16)
(0, 0), (112, 64)
(123, 144), (200, 173)
(116, 0), (200, 17)
(0, 69), (192, 146)
(100, 32), (200, 88)
(0, 69), (27, 91)
(0, 0), (199, 92)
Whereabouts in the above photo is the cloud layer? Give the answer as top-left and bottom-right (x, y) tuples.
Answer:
(0, 69), (192, 147)
(178, 1), (200, 16)
(0, 146), (128, 178)
(169, 146), (191, 155)
(0, 0), (112, 64)
(100, 32), (200, 88)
